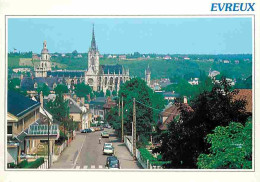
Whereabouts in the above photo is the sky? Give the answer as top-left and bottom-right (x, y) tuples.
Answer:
(8, 17), (252, 54)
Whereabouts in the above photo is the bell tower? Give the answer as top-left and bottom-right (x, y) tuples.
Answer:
(88, 25), (100, 73)
(145, 64), (151, 87)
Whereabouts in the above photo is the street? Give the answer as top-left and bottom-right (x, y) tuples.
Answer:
(51, 128), (141, 169)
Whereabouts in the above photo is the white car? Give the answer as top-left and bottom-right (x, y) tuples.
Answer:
(90, 128), (95, 132)
(104, 143), (113, 148)
(103, 146), (114, 155)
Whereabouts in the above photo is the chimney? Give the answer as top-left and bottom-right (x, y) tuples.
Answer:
(183, 96), (187, 104)
(20, 74), (24, 80)
(40, 91), (43, 108)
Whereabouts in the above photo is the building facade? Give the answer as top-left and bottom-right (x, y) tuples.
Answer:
(85, 26), (130, 93)
(34, 41), (52, 77)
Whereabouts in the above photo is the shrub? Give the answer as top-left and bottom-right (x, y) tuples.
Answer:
(25, 157), (44, 168)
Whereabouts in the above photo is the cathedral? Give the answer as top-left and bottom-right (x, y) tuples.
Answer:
(33, 26), (131, 93)
(84, 26), (130, 93)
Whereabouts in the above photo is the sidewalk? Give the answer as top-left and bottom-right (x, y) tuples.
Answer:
(51, 134), (86, 169)
(109, 130), (142, 169)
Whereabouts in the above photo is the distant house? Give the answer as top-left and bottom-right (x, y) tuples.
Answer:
(223, 60), (230, 64)
(163, 55), (172, 60)
(107, 55), (113, 58)
(235, 60), (240, 64)
(188, 78), (199, 85)
(184, 57), (190, 60)
(103, 97), (117, 119)
(19, 58), (33, 67)
(67, 97), (89, 130)
(208, 70), (220, 78)
(89, 97), (106, 121)
(119, 55), (126, 60)
(162, 92), (180, 101)
(158, 98), (193, 130)
(12, 68), (31, 73)
(32, 54), (40, 60)
(112, 55), (117, 58)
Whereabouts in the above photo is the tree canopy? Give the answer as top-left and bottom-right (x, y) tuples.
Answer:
(74, 82), (93, 99)
(197, 120), (252, 169)
(37, 83), (50, 96)
(54, 84), (69, 95)
(153, 78), (251, 168)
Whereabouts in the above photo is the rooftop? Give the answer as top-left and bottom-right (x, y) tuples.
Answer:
(8, 90), (40, 118)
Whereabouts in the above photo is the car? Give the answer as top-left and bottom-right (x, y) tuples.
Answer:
(103, 146), (114, 155)
(101, 131), (109, 138)
(90, 128), (95, 132)
(105, 156), (120, 169)
(81, 128), (92, 133)
(104, 143), (113, 148)
(107, 125), (111, 129)
(99, 126), (104, 131)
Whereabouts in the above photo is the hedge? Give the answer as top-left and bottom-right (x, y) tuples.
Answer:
(139, 148), (170, 167)
(25, 157), (44, 168)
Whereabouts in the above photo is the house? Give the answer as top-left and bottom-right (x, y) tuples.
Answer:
(188, 78), (199, 85)
(235, 60), (240, 64)
(158, 97), (193, 130)
(103, 97), (117, 119)
(223, 60), (230, 64)
(119, 55), (127, 60)
(67, 97), (89, 131)
(163, 55), (172, 60)
(233, 89), (252, 114)
(7, 90), (59, 165)
(89, 97), (106, 121)
(162, 91), (180, 101)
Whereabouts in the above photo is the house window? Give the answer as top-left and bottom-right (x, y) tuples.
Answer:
(7, 125), (12, 135)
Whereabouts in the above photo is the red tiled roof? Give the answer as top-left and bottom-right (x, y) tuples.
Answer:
(233, 89), (252, 113)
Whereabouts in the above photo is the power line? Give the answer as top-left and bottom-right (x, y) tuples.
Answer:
(135, 99), (178, 115)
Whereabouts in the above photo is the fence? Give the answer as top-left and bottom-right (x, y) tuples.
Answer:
(54, 141), (68, 155)
(124, 135), (163, 169)
(37, 160), (48, 169)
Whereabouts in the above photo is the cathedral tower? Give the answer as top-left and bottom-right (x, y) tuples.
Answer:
(35, 40), (52, 77)
(88, 25), (100, 73)
(145, 64), (151, 87)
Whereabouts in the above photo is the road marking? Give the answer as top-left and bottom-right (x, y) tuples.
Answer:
(75, 166), (80, 169)
(73, 135), (87, 169)
(98, 165), (103, 169)
(91, 165), (95, 169)
(83, 165), (88, 169)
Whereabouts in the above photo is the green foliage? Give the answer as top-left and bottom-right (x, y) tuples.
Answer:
(197, 121), (252, 169)
(113, 78), (166, 144)
(37, 83), (50, 96)
(74, 82), (93, 99)
(8, 78), (21, 91)
(139, 148), (170, 167)
(54, 84), (69, 95)
(25, 157), (44, 168)
(154, 78), (251, 168)
(106, 89), (111, 97)
(112, 90), (117, 96)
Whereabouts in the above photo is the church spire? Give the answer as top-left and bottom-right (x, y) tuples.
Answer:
(91, 24), (97, 50)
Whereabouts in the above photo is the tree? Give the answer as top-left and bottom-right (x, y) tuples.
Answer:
(197, 121), (252, 169)
(54, 84), (69, 95)
(154, 78), (251, 168)
(8, 78), (20, 91)
(106, 89), (111, 97)
(74, 82), (93, 99)
(112, 90), (117, 96)
(37, 83), (50, 96)
(117, 78), (165, 146)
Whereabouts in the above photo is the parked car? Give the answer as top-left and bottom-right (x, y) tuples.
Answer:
(101, 131), (109, 138)
(103, 143), (113, 150)
(103, 146), (114, 155)
(90, 128), (95, 132)
(106, 156), (120, 169)
(81, 128), (92, 133)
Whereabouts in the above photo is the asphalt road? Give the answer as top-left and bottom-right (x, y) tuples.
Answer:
(74, 129), (111, 169)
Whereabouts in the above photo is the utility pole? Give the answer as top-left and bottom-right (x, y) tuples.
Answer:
(121, 97), (124, 142)
(133, 98), (136, 160)
(118, 97), (120, 117)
